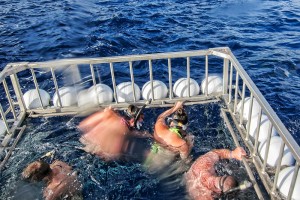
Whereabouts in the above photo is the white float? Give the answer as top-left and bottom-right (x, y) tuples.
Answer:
(23, 89), (50, 109)
(0, 120), (6, 137)
(277, 166), (300, 199)
(78, 84), (113, 107)
(173, 78), (200, 97)
(248, 114), (278, 143)
(237, 97), (261, 121)
(259, 136), (295, 167)
(53, 86), (78, 107)
(116, 82), (141, 102)
(201, 75), (223, 94)
(142, 80), (168, 100)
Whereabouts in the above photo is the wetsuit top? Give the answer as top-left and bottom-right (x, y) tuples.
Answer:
(185, 150), (228, 200)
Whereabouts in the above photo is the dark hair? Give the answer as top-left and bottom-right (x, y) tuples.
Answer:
(22, 160), (51, 182)
(172, 108), (188, 125)
(125, 105), (140, 118)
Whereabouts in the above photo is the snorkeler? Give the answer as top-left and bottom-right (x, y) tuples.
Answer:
(78, 102), (152, 161)
(185, 147), (247, 200)
(22, 151), (82, 200)
(143, 101), (194, 173)
(153, 101), (193, 159)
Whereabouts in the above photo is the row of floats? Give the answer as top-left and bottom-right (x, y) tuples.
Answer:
(0, 74), (298, 198)
(236, 97), (299, 199)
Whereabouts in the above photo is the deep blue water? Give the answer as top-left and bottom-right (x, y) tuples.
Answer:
(0, 0), (300, 199)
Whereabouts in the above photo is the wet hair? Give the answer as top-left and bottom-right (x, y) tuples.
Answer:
(125, 105), (140, 119)
(22, 160), (51, 182)
(172, 108), (188, 125)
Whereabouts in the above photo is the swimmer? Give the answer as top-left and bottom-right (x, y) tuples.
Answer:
(153, 101), (193, 160)
(143, 101), (194, 174)
(78, 102), (152, 161)
(22, 152), (82, 200)
(185, 147), (247, 200)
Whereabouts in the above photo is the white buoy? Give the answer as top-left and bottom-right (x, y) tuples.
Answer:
(23, 89), (50, 109)
(142, 80), (168, 100)
(116, 82), (141, 102)
(277, 166), (300, 199)
(0, 120), (6, 137)
(173, 78), (200, 97)
(259, 136), (295, 167)
(78, 84), (113, 107)
(201, 75), (223, 94)
(53, 87), (78, 107)
(248, 114), (278, 143)
(237, 97), (261, 121)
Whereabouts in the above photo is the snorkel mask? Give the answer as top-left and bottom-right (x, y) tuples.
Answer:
(124, 99), (152, 130)
(167, 108), (188, 130)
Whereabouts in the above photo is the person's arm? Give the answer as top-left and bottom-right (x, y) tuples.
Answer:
(212, 147), (246, 161)
(156, 101), (183, 123)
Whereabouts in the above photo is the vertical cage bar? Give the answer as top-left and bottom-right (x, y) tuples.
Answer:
(253, 108), (262, 155)
(110, 63), (118, 104)
(205, 55), (208, 96)
(262, 123), (274, 173)
(90, 64), (97, 86)
(223, 58), (229, 95)
(0, 104), (10, 134)
(50, 68), (63, 108)
(228, 62), (233, 103)
(233, 72), (239, 114)
(246, 94), (254, 141)
(129, 61), (137, 102)
(30, 68), (44, 109)
(239, 82), (246, 125)
(168, 58), (173, 99)
(272, 141), (285, 194)
(287, 163), (299, 200)
(187, 57), (191, 97)
(10, 73), (25, 112)
(90, 64), (100, 106)
(149, 60), (154, 101)
(3, 79), (17, 119)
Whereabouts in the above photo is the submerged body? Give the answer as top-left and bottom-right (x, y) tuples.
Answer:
(22, 160), (82, 200)
(79, 106), (150, 161)
(185, 147), (246, 200)
(79, 107), (130, 161)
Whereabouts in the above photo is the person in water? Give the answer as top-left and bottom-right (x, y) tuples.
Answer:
(22, 153), (82, 200)
(185, 147), (247, 200)
(144, 101), (194, 173)
(153, 101), (193, 159)
(78, 104), (152, 161)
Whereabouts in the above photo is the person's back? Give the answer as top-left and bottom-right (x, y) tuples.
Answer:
(79, 107), (129, 160)
(185, 147), (246, 200)
(79, 105), (148, 161)
(153, 102), (191, 159)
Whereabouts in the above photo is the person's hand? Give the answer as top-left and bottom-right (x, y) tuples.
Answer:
(173, 101), (183, 111)
(232, 147), (247, 161)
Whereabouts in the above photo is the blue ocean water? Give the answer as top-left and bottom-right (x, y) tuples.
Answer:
(0, 0), (299, 199)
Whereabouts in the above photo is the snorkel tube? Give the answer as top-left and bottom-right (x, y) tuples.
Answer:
(40, 150), (55, 163)
(133, 98), (152, 129)
(222, 180), (252, 195)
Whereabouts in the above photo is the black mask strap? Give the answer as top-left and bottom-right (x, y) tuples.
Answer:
(133, 98), (152, 127)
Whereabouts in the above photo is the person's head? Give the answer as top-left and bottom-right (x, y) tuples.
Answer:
(220, 175), (237, 193)
(125, 105), (144, 129)
(168, 108), (188, 130)
(22, 160), (51, 182)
